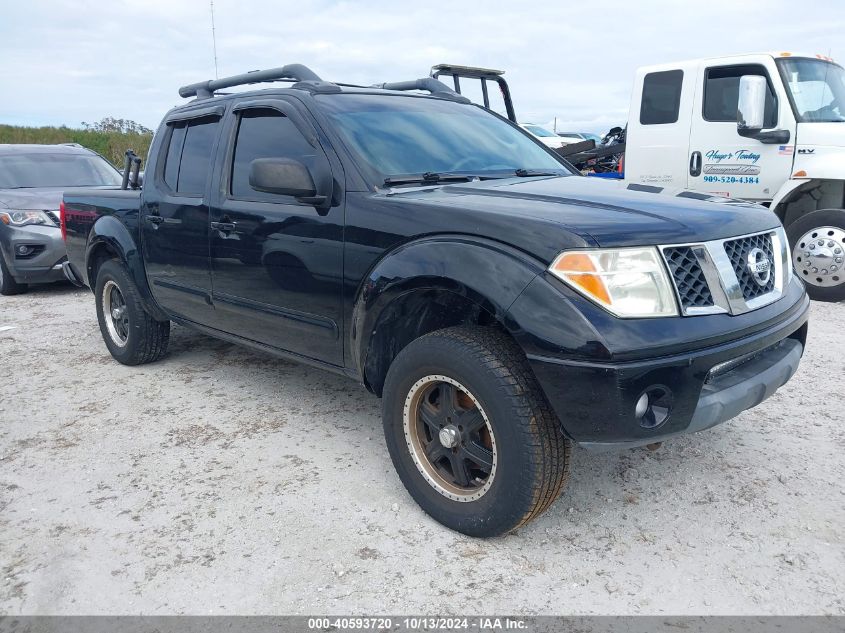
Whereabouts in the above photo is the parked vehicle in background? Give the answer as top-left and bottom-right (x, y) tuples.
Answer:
(519, 123), (571, 148)
(0, 144), (122, 295)
(63, 63), (808, 537)
(557, 132), (602, 144)
(619, 52), (845, 301)
(443, 54), (845, 302)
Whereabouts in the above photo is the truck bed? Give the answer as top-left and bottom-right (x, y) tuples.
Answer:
(63, 187), (142, 287)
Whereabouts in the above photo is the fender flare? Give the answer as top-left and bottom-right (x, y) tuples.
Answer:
(350, 235), (545, 384)
(85, 215), (169, 321)
(770, 179), (813, 222)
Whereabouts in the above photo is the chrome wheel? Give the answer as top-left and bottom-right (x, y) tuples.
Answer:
(793, 226), (845, 288)
(102, 280), (129, 346)
(403, 375), (497, 502)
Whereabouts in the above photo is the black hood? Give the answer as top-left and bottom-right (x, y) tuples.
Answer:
(386, 175), (780, 257)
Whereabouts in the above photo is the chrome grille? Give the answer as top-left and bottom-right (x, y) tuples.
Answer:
(724, 233), (775, 300)
(663, 246), (714, 309)
(660, 228), (787, 317)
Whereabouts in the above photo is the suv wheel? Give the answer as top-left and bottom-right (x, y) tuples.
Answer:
(0, 250), (28, 296)
(787, 208), (845, 302)
(382, 326), (571, 537)
(95, 259), (170, 365)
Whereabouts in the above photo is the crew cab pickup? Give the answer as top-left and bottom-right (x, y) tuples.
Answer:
(61, 63), (809, 536)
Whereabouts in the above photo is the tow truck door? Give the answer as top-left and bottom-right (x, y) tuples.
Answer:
(687, 57), (797, 201)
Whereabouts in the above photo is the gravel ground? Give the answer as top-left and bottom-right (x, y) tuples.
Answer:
(1, 283), (843, 615)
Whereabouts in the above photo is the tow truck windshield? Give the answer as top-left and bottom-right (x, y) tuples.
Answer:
(777, 58), (845, 123)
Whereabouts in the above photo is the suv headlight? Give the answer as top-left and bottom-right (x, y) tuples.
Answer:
(0, 210), (56, 227)
(548, 247), (678, 317)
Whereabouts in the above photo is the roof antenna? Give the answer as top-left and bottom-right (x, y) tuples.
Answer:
(210, 0), (219, 79)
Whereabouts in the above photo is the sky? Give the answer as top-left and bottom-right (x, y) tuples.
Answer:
(1, 0), (844, 134)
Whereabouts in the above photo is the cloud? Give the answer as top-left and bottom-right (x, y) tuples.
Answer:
(1, 0), (842, 133)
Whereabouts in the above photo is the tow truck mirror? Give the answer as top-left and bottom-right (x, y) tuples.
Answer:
(737, 75), (767, 133)
(249, 157), (318, 199)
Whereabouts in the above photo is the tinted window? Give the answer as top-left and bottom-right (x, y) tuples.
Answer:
(163, 124), (186, 190)
(173, 118), (219, 195)
(231, 109), (317, 201)
(640, 70), (684, 125)
(704, 65), (777, 126)
(0, 153), (122, 189)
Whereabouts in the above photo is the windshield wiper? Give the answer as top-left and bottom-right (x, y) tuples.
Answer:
(514, 169), (562, 177)
(383, 172), (476, 187)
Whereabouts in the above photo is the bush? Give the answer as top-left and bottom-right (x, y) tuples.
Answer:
(0, 120), (153, 168)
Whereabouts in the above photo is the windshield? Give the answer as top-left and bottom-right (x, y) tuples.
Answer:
(777, 58), (845, 123)
(0, 152), (122, 189)
(317, 94), (568, 180)
(523, 124), (557, 137)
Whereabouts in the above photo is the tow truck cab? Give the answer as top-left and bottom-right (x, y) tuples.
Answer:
(623, 53), (845, 301)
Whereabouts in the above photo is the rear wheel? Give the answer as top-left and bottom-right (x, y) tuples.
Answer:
(382, 326), (571, 537)
(94, 259), (170, 365)
(787, 209), (845, 302)
(0, 250), (28, 296)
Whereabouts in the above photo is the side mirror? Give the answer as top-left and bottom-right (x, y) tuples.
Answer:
(248, 158), (326, 205)
(737, 75), (767, 133)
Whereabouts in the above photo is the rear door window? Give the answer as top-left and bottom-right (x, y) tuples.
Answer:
(161, 117), (220, 195)
(640, 70), (684, 125)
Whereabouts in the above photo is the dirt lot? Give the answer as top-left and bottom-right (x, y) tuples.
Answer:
(1, 284), (843, 615)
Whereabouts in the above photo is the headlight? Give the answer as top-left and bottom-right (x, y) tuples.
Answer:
(548, 247), (678, 317)
(0, 210), (56, 227)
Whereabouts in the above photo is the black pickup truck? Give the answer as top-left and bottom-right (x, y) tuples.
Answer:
(61, 64), (809, 536)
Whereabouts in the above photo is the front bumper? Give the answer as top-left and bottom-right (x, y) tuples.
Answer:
(516, 278), (810, 449)
(0, 223), (67, 284)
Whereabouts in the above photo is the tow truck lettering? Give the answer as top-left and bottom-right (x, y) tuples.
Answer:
(703, 164), (760, 176)
(704, 149), (761, 164)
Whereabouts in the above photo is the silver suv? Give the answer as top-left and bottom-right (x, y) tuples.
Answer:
(0, 144), (122, 295)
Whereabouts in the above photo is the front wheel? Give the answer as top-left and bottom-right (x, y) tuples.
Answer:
(0, 251), (28, 296)
(94, 259), (170, 365)
(787, 209), (845, 302)
(382, 326), (571, 537)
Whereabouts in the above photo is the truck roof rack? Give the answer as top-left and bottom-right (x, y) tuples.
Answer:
(369, 77), (470, 103)
(430, 63), (516, 122)
(178, 64), (338, 99)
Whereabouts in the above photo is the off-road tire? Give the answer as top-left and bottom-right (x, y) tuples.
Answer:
(94, 259), (170, 365)
(382, 326), (571, 537)
(0, 250), (28, 296)
(786, 208), (845, 302)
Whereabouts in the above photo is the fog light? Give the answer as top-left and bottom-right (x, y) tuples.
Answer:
(16, 245), (33, 256)
(635, 386), (673, 429)
(634, 393), (649, 419)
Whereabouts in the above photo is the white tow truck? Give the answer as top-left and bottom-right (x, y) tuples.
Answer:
(435, 55), (845, 301)
(622, 52), (845, 301)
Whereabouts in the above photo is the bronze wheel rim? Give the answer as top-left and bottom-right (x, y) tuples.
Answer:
(402, 375), (497, 502)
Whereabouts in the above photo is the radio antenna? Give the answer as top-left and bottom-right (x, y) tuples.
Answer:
(210, 0), (219, 79)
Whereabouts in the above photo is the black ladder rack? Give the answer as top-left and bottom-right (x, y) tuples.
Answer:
(369, 78), (470, 103)
(178, 64), (331, 99)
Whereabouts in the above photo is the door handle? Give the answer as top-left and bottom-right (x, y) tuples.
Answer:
(211, 221), (237, 233)
(145, 215), (164, 225)
(689, 151), (702, 177)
